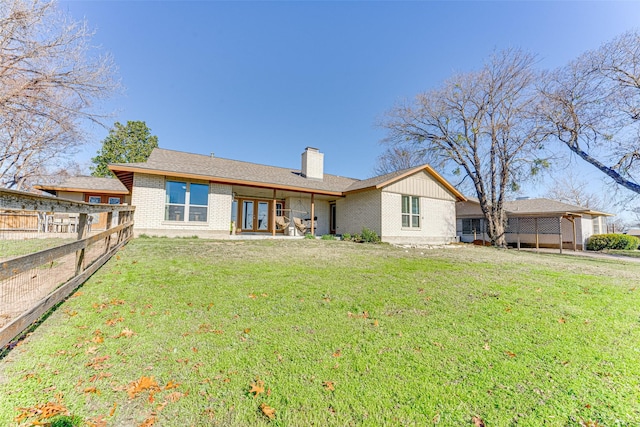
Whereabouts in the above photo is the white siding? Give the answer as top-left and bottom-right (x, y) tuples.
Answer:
(384, 170), (457, 201)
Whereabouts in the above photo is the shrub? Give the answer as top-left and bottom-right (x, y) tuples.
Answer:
(587, 233), (640, 251)
(321, 234), (336, 240)
(361, 227), (381, 243)
(304, 233), (316, 239)
(342, 233), (352, 241)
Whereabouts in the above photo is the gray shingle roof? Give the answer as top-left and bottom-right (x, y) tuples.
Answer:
(461, 197), (611, 216)
(113, 148), (359, 194)
(35, 176), (128, 193)
(110, 148), (465, 200)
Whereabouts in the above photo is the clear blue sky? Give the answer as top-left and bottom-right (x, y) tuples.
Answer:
(61, 1), (640, 195)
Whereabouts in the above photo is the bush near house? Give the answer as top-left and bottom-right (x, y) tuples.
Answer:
(586, 233), (640, 251)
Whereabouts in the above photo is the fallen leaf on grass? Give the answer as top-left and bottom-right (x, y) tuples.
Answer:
(87, 415), (107, 427)
(106, 317), (124, 326)
(119, 328), (135, 338)
(165, 391), (184, 402)
(332, 349), (342, 358)
(139, 415), (156, 426)
(472, 416), (486, 427)
(260, 403), (276, 420)
(15, 400), (68, 424)
(249, 379), (265, 397)
(558, 317), (566, 324)
(127, 376), (160, 399)
(322, 381), (335, 391)
(84, 386), (100, 395)
(109, 402), (117, 417)
(164, 380), (180, 390)
(483, 342), (491, 351)
(505, 351), (516, 358)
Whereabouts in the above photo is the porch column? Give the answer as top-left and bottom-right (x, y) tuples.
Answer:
(271, 189), (276, 237)
(570, 216), (577, 251)
(310, 193), (315, 236)
(558, 216), (563, 254)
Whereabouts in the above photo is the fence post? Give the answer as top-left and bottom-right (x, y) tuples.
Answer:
(104, 212), (113, 254)
(75, 213), (88, 275)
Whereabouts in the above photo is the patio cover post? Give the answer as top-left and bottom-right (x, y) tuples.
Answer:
(310, 193), (315, 236)
(271, 189), (276, 237)
(535, 218), (539, 251)
(558, 216), (563, 254)
(516, 217), (521, 251)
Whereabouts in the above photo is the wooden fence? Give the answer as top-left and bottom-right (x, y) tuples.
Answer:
(0, 189), (135, 351)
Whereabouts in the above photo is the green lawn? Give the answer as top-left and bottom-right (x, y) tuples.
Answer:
(1, 238), (639, 426)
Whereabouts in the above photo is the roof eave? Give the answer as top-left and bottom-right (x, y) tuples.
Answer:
(108, 164), (345, 197)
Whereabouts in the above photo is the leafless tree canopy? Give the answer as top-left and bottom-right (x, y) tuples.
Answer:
(539, 30), (640, 195)
(382, 49), (546, 246)
(0, 0), (118, 190)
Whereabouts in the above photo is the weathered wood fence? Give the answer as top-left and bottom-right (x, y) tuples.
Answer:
(0, 189), (135, 351)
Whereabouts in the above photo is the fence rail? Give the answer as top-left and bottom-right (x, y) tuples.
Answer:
(0, 189), (135, 351)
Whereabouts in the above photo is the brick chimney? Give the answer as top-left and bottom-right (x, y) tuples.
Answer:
(301, 147), (323, 180)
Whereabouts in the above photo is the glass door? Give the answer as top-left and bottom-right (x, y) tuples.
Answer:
(242, 201), (254, 230)
(257, 202), (269, 230)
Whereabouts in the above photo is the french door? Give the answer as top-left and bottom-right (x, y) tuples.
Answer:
(238, 199), (283, 232)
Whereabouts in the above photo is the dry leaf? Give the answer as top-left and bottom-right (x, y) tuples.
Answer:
(322, 381), (335, 391)
(127, 376), (160, 399)
(505, 351), (516, 358)
(166, 391), (184, 402)
(249, 379), (265, 397)
(558, 317), (566, 324)
(260, 403), (276, 420)
(109, 402), (117, 417)
(433, 413), (441, 424)
(106, 317), (124, 326)
(332, 349), (342, 357)
(119, 328), (135, 338)
(483, 342), (490, 351)
(139, 415), (156, 426)
(164, 380), (180, 390)
(84, 387), (100, 394)
(472, 416), (486, 427)
(87, 415), (107, 427)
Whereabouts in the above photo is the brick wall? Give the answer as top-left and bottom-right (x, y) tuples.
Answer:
(336, 189), (382, 236)
(131, 173), (232, 237)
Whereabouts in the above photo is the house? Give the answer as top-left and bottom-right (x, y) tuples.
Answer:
(34, 176), (130, 230)
(456, 197), (613, 250)
(107, 147), (466, 244)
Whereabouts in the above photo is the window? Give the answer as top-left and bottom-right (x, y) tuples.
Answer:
(462, 218), (482, 234)
(165, 181), (208, 222)
(402, 195), (420, 228)
(593, 217), (600, 234)
(88, 196), (101, 204)
(108, 197), (121, 204)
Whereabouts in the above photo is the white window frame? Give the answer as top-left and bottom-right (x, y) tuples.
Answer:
(401, 195), (420, 228)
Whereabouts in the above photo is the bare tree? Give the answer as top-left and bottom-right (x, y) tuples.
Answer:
(0, 0), (118, 190)
(544, 173), (604, 210)
(382, 49), (546, 246)
(539, 30), (640, 195)
(373, 145), (434, 176)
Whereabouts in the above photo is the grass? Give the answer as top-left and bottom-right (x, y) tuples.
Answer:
(603, 249), (640, 258)
(0, 237), (75, 260)
(1, 239), (640, 426)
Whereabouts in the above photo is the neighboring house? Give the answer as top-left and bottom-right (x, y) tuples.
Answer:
(107, 147), (466, 244)
(34, 176), (131, 230)
(456, 198), (613, 250)
(626, 228), (640, 238)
